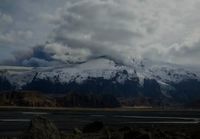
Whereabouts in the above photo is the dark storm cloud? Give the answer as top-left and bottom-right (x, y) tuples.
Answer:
(1, 45), (55, 67)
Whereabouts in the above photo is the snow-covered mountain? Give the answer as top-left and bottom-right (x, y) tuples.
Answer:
(1, 58), (199, 86)
(0, 58), (200, 106)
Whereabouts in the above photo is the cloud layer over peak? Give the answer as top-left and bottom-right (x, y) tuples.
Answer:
(1, 0), (200, 66)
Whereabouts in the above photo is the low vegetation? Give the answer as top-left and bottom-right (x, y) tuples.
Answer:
(1, 116), (200, 139)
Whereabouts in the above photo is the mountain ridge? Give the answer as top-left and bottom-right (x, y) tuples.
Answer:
(0, 58), (200, 107)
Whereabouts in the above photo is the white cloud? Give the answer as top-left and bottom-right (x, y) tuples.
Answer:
(0, 30), (33, 45)
(0, 12), (13, 27)
(0, 11), (33, 47)
(2, 0), (200, 66)
(44, 43), (91, 63)
(46, 0), (200, 65)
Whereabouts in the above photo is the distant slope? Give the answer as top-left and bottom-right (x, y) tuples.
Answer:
(0, 91), (120, 108)
(0, 91), (56, 107)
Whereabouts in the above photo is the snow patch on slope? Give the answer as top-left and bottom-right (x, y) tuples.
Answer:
(36, 58), (137, 84)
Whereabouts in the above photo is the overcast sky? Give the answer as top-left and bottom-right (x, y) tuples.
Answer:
(1, 0), (200, 67)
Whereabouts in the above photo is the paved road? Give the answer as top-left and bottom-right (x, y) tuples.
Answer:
(0, 109), (200, 136)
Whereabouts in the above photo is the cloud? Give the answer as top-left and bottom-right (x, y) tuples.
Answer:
(2, 0), (200, 66)
(0, 0), (63, 61)
(46, 0), (200, 66)
(0, 12), (13, 26)
(44, 43), (91, 63)
(2, 45), (54, 67)
(22, 57), (61, 67)
(47, 0), (145, 65)
(0, 10), (33, 48)
(4, 42), (91, 66)
(0, 30), (33, 45)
